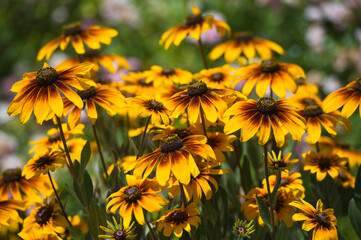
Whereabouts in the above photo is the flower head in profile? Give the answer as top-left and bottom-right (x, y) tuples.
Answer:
(168, 80), (240, 123)
(130, 133), (215, 186)
(8, 62), (94, 124)
(127, 96), (171, 126)
(209, 31), (284, 63)
(37, 22), (118, 60)
(119, 71), (156, 97)
(290, 199), (337, 240)
(23, 148), (66, 179)
(323, 77), (361, 118)
(61, 84), (125, 128)
(206, 132), (237, 162)
(145, 65), (193, 86)
(0, 168), (54, 203)
(57, 50), (129, 74)
(155, 203), (201, 238)
(294, 77), (319, 95)
(159, 4), (230, 49)
(169, 161), (228, 203)
(99, 217), (136, 240)
(224, 97), (305, 147)
(263, 171), (305, 197)
(194, 65), (236, 89)
(106, 175), (168, 228)
(232, 219), (255, 239)
(234, 59), (305, 98)
(302, 151), (347, 181)
(267, 151), (298, 172)
(0, 197), (25, 230)
(19, 199), (69, 239)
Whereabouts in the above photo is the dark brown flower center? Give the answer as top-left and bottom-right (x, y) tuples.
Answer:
(280, 177), (289, 186)
(173, 128), (191, 139)
(207, 136), (220, 148)
(166, 209), (189, 224)
(234, 31), (254, 43)
(236, 226), (246, 234)
(2, 168), (22, 183)
(123, 186), (141, 203)
(210, 73), (224, 82)
(355, 77), (361, 91)
(273, 161), (287, 168)
(160, 134), (184, 153)
(318, 157), (331, 170)
(296, 77), (306, 85)
(303, 103), (323, 117)
(36, 67), (58, 87)
(335, 141), (350, 149)
(188, 80), (208, 97)
(185, 14), (204, 26)
(113, 230), (126, 240)
(161, 68), (175, 77)
(36, 206), (53, 226)
(35, 156), (51, 168)
(315, 211), (332, 228)
(79, 49), (100, 60)
(148, 100), (164, 111)
(257, 97), (277, 114)
(48, 133), (61, 143)
(138, 78), (153, 87)
(302, 98), (316, 105)
(62, 22), (83, 36)
(260, 59), (279, 73)
(77, 87), (96, 100)
(338, 171), (348, 182)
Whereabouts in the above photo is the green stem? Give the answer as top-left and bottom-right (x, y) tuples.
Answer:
(91, 124), (109, 180)
(199, 106), (208, 139)
(198, 38), (209, 69)
(264, 143), (275, 240)
(136, 116), (151, 159)
(48, 170), (73, 227)
(56, 116), (89, 211)
(316, 141), (320, 153)
(144, 211), (157, 240)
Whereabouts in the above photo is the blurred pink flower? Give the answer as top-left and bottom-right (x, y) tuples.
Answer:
(100, 0), (140, 27)
(305, 23), (325, 53)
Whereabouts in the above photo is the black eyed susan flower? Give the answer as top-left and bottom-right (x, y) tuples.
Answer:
(209, 31), (284, 63)
(119, 71), (156, 97)
(302, 151), (347, 181)
(169, 161), (228, 203)
(336, 170), (355, 188)
(0, 197), (25, 229)
(290, 199), (338, 240)
(263, 171), (305, 197)
(234, 59), (305, 98)
(99, 217), (136, 240)
(29, 123), (84, 153)
(37, 22), (118, 60)
(23, 148), (66, 179)
(289, 93), (323, 111)
(127, 96), (171, 126)
(232, 219), (255, 239)
(155, 203), (201, 238)
(294, 77), (319, 95)
(19, 199), (68, 238)
(57, 50), (129, 74)
(145, 65), (193, 86)
(0, 168), (54, 203)
(224, 97), (305, 147)
(106, 175), (168, 228)
(7, 62), (94, 124)
(194, 65), (236, 89)
(206, 132), (237, 162)
(159, 4), (230, 49)
(18, 231), (60, 240)
(267, 151), (298, 172)
(323, 77), (361, 118)
(61, 83), (125, 128)
(131, 133), (216, 186)
(59, 215), (88, 239)
(297, 101), (350, 144)
(168, 80), (239, 123)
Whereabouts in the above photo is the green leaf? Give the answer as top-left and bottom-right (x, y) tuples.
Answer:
(68, 226), (83, 240)
(275, 222), (289, 240)
(240, 155), (253, 194)
(354, 166), (361, 206)
(73, 160), (80, 180)
(87, 202), (107, 239)
(270, 170), (281, 208)
(348, 198), (361, 239)
(255, 194), (272, 231)
(218, 186), (229, 238)
(83, 170), (93, 205)
(80, 141), (91, 180)
(128, 137), (139, 156)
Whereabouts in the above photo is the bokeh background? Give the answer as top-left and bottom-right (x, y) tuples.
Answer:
(1, 0), (361, 198)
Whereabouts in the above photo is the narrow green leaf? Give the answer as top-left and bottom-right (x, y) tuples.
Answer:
(73, 160), (80, 180)
(68, 226), (83, 240)
(87, 202), (107, 239)
(270, 170), (281, 208)
(73, 181), (85, 207)
(275, 222), (289, 240)
(255, 194), (272, 231)
(80, 141), (91, 180)
(128, 137), (139, 156)
(218, 186), (229, 238)
(354, 166), (361, 206)
(240, 155), (253, 193)
(83, 170), (93, 205)
(349, 198), (361, 239)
